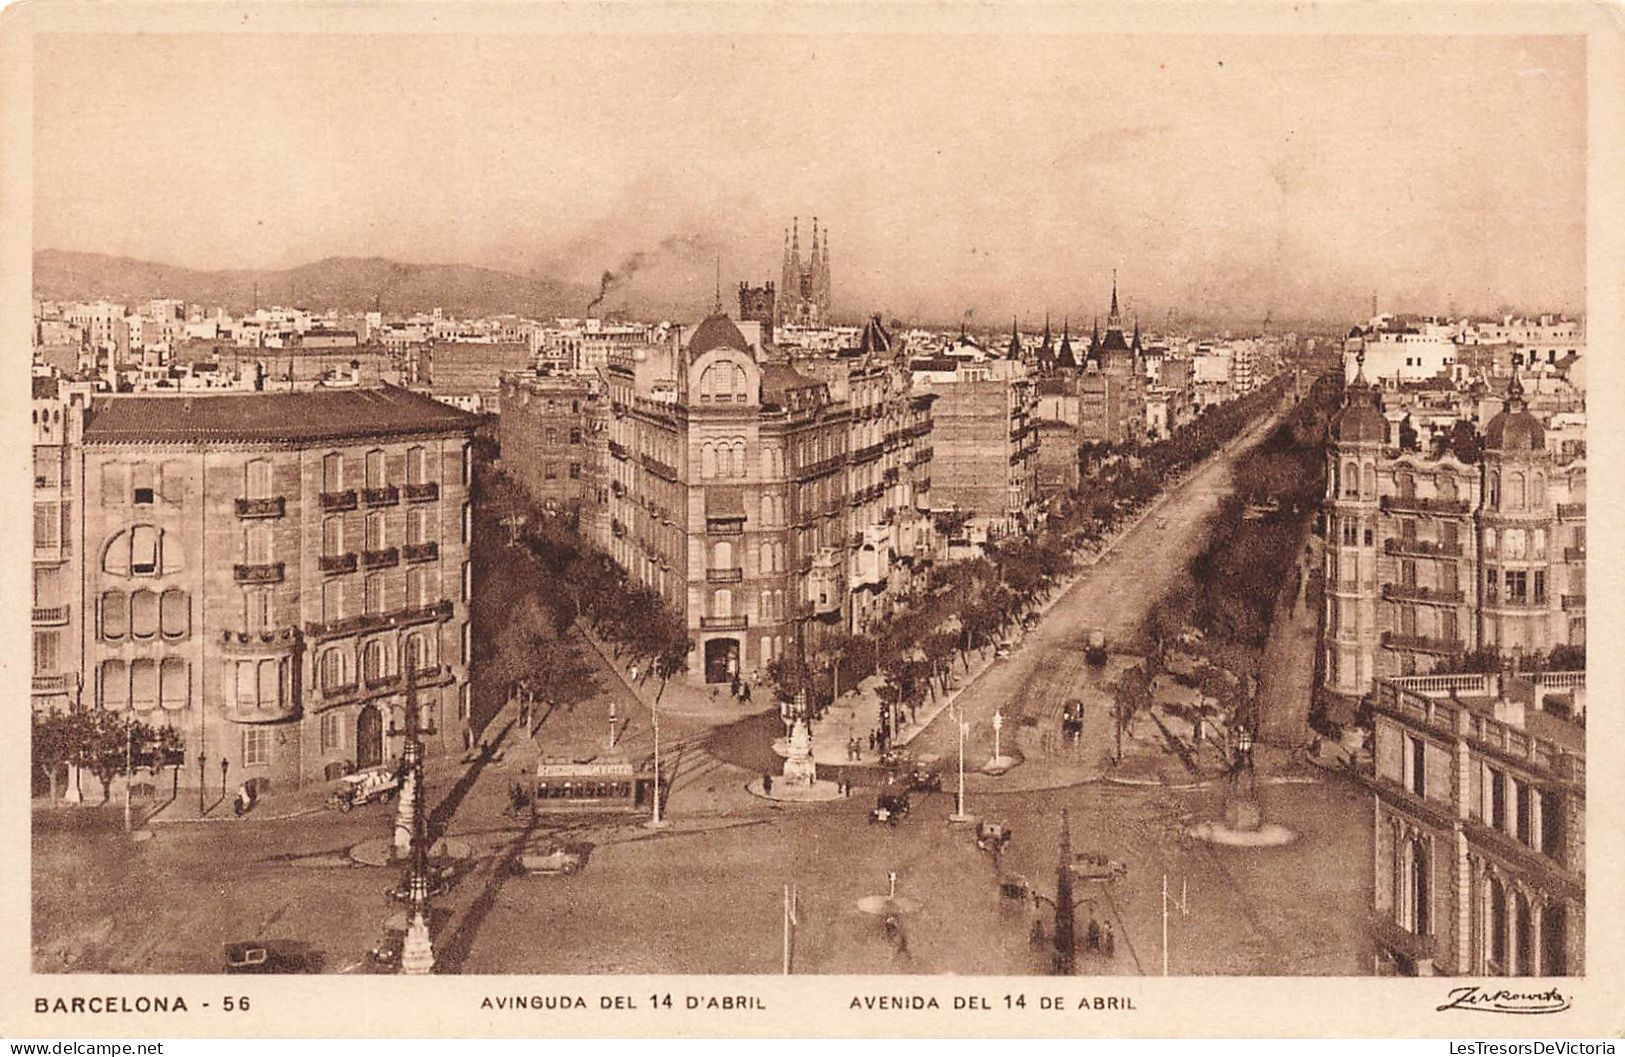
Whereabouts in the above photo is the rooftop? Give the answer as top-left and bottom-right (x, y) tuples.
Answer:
(83, 384), (479, 445)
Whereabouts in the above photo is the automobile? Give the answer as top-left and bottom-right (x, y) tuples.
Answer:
(1061, 699), (1086, 739)
(1084, 628), (1108, 667)
(905, 767), (943, 793)
(328, 766), (401, 812)
(868, 787), (911, 826)
(224, 941), (322, 974)
(518, 844), (587, 875)
(975, 820), (1013, 854)
(1069, 851), (1128, 883)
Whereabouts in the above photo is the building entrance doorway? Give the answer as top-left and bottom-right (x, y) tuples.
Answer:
(356, 705), (384, 769)
(704, 638), (740, 684)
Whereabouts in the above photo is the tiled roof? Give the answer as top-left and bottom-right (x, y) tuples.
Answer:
(83, 384), (479, 445)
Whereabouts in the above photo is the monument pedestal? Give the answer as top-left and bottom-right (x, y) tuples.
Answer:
(782, 718), (817, 788)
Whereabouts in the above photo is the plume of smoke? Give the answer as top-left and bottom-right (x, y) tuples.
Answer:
(585, 233), (719, 314)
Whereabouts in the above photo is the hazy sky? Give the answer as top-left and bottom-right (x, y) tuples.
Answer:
(34, 32), (1585, 323)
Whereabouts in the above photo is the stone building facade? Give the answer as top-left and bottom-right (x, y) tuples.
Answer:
(41, 386), (478, 794)
(1368, 671), (1584, 976)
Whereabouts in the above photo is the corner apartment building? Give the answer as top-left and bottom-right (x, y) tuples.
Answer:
(1368, 670), (1584, 976)
(498, 373), (607, 520)
(1320, 365), (1585, 720)
(32, 384), (478, 795)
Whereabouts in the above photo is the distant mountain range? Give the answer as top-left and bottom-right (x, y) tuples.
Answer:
(33, 250), (599, 320)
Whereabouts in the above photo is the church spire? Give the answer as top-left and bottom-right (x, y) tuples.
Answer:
(1108, 269), (1121, 328)
(1008, 316), (1023, 360)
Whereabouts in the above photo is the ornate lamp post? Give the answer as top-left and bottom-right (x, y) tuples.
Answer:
(396, 665), (434, 975)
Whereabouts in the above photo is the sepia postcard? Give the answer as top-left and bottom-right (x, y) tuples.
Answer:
(2, 0), (1623, 1040)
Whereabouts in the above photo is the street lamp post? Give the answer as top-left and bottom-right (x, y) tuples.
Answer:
(992, 710), (1003, 764)
(646, 689), (666, 829)
(948, 704), (973, 823)
(608, 699), (618, 750)
(397, 665), (435, 975)
(123, 724), (133, 834)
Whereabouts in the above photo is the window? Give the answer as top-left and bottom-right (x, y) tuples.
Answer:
(1406, 736), (1427, 798)
(131, 463), (155, 505)
(366, 512), (386, 550)
(1490, 768), (1507, 829)
(569, 462), (581, 480)
(101, 590), (128, 640)
(130, 589), (159, 639)
(461, 503), (472, 544)
(322, 579), (344, 624)
(461, 621), (470, 666)
(569, 428), (582, 445)
(407, 508), (429, 546)
(100, 659), (128, 709)
(34, 629), (59, 674)
(160, 589), (189, 640)
(1505, 570), (1528, 604)
(544, 462), (557, 480)
(243, 728), (271, 767)
(130, 525), (160, 575)
(403, 631), (433, 673)
(461, 560), (472, 602)
(365, 449), (386, 489)
(323, 517), (344, 556)
(460, 443), (471, 485)
(363, 639), (388, 683)
(244, 523), (272, 564)
(160, 658), (188, 710)
(34, 502), (60, 548)
(321, 712), (345, 753)
(545, 428), (558, 445)
(130, 658), (158, 710)
(323, 452), (343, 493)
(406, 566), (426, 611)
(320, 648), (348, 690)
(245, 458), (272, 500)
(364, 574), (385, 615)
(406, 446), (427, 486)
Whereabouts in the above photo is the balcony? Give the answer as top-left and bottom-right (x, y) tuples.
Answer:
(1561, 594), (1585, 611)
(402, 542), (439, 563)
(706, 567), (743, 583)
(1383, 584), (1465, 605)
(320, 489), (358, 512)
(32, 673), (71, 694)
(640, 454), (678, 482)
(220, 626), (302, 653)
(304, 599), (455, 641)
(1384, 537), (1462, 558)
(235, 496), (286, 518)
(361, 547), (400, 569)
(1381, 496), (1471, 516)
(31, 604), (69, 625)
(1382, 631), (1464, 656)
(1557, 503), (1585, 520)
(608, 440), (629, 461)
(234, 562), (285, 584)
(706, 518), (744, 536)
(1564, 546), (1586, 562)
(362, 485), (400, 507)
(852, 443), (884, 465)
(699, 615), (748, 631)
(403, 482), (440, 503)
(319, 552), (357, 574)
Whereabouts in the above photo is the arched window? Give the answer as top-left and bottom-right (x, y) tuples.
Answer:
(321, 579), (344, 623)
(1489, 471), (1501, 508)
(1486, 875), (1508, 973)
(245, 458), (273, 500)
(701, 443), (717, 478)
(101, 590), (128, 640)
(365, 449), (386, 489)
(130, 589), (159, 639)
(322, 451), (343, 493)
(160, 589), (189, 640)
(1401, 836), (1430, 935)
(1437, 475), (1457, 501)
(160, 658), (188, 711)
(732, 441), (747, 478)
(362, 639), (388, 684)
(322, 516), (344, 556)
(130, 658), (158, 710)
(1508, 472), (1526, 511)
(319, 648), (348, 691)
(100, 660), (128, 709)
(712, 540), (733, 569)
(403, 631), (433, 673)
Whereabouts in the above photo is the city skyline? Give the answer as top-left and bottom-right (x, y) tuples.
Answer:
(35, 32), (1585, 324)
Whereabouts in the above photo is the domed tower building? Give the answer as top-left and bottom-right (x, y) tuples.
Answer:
(1322, 351), (1387, 713)
(1477, 371), (1577, 657)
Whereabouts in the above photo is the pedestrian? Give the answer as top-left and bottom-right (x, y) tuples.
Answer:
(868, 731), (876, 753)
(731, 674), (741, 699)
(1103, 921), (1115, 958)
(742, 683), (752, 704)
(762, 772), (773, 796)
(1086, 916), (1101, 952)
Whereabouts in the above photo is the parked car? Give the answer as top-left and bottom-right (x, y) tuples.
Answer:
(906, 767), (943, 793)
(519, 844), (587, 875)
(868, 787), (911, 826)
(329, 766), (401, 812)
(1084, 628), (1108, 667)
(1069, 851), (1128, 882)
(224, 941), (322, 974)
